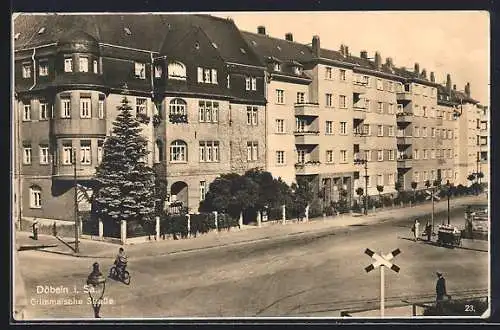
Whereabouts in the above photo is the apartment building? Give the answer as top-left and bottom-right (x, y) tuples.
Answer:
(13, 14), (488, 222)
(13, 14), (266, 221)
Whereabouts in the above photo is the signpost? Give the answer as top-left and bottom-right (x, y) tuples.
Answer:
(364, 248), (401, 317)
(425, 188), (440, 233)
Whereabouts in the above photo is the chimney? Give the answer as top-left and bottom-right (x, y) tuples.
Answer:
(360, 50), (368, 59)
(374, 51), (381, 69)
(414, 62), (420, 75)
(285, 32), (293, 41)
(465, 82), (471, 97)
(345, 46), (349, 57)
(312, 35), (320, 58)
(453, 84), (457, 91)
(446, 74), (452, 93)
(257, 26), (266, 35)
(421, 69), (427, 79)
(385, 57), (393, 69)
(430, 71), (435, 82)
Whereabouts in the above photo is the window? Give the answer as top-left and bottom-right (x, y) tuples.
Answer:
(325, 67), (333, 79)
(93, 60), (98, 74)
(276, 119), (285, 133)
(247, 141), (258, 161)
(80, 141), (91, 165)
(64, 57), (73, 72)
(422, 87), (427, 97)
(22, 63), (31, 78)
(199, 141), (220, 162)
(340, 150), (347, 163)
(431, 149), (436, 159)
(388, 150), (394, 161)
(431, 170), (435, 180)
(376, 79), (383, 90)
(199, 181), (207, 201)
(227, 74), (230, 89)
(414, 126), (420, 137)
(247, 106), (258, 126)
(388, 126), (394, 137)
(377, 125), (383, 137)
(339, 95), (346, 108)
(39, 60), (48, 76)
(39, 145), (49, 164)
(80, 98), (91, 118)
(423, 106), (427, 117)
(198, 100), (219, 123)
(423, 171), (428, 181)
(326, 93), (333, 107)
(388, 173), (394, 185)
(274, 63), (281, 72)
(79, 56), (89, 72)
(326, 150), (334, 163)
(367, 176), (372, 188)
(39, 101), (48, 120)
(363, 124), (371, 136)
(22, 103), (31, 121)
(276, 151), (285, 165)
(212, 69), (219, 85)
(378, 150), (383, 161)
(363, 75), (369, 85)
(413, 84), (420, 95)
(276, 89), (285, 104)
(413, 149), (419, 160)
(414, 171), (420, 182)
(98, 100), (105, 119)
(424, 149), (429, 159)
(422, 127), (427, 137)
(340, 122), (347, 135)
(170, 140), (187, 162)
(135, 62), (146, 79)
(377, 175), (383, 186)
(30, 186), (42, 208)
(296, 92), (305, 104)
(326, 121), (333, 134)
(431, 128), (436, 137)
(388, 103), (394, 114)
(365, 150), (372, 161)
(136, 97), (148, 115)
(377, 102), (383, 113)
(61, 98), (71, 118)
(168, 61), (187, 80)
(449, 149), (453, 159)
(169, 98), (187, 118)
(203, 69), (211, 83)
(339, 69), (346, 81)
(23, 146), (32, 164)
(388, 82), (394, 92)
(62, 144), (73, 165)
(97, 140), (104, 164)
(245, 77), (251, 91)
(448, 130), (452, 139)
(294, 66), (303, 75)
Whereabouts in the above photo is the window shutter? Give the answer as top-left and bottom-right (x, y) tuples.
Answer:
(197, 67), (203, 83)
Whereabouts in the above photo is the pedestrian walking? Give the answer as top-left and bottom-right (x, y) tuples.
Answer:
(32, 218), (39, 240)
(411, 219), (420, 241)
(425, 221), (432, 242)
(435, 271), (450, 314)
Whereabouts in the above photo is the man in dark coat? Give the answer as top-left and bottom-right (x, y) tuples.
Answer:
(436, 272), (449, 314)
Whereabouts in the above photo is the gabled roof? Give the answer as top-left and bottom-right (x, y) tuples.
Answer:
(242, 31), (313, 63)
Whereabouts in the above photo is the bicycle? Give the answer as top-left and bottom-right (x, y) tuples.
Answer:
(109, 265), (131, 285)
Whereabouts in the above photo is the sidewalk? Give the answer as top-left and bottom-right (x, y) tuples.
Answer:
(15, 195), (486, 259)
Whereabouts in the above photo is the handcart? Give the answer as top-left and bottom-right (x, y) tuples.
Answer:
(437, 225), (462, 247)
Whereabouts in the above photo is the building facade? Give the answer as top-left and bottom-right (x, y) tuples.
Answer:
(13, 14), (489, 222)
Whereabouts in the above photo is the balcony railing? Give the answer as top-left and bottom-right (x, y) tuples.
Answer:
(396, 91), (412, 102)
(396, 111), (413, 123)
(295, 161), (321, 175)
(396, 136), (412, 145)
(295, 131), (320, 145)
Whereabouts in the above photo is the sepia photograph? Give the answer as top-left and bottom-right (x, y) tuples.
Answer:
(11, 11), (490, 320)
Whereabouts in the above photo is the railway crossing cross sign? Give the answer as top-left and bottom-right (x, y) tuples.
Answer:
(425, 189), (440, 201)
(364, 248), (401, 318)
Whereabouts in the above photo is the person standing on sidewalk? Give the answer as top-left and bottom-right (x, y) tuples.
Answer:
(424, 220), (432, 242)
(411, 219), (420, 241)
(435, 271), (449, 314)
(32, 218), (39, 240)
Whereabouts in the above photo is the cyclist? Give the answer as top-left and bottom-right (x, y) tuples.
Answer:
(114, 247), (128, 276)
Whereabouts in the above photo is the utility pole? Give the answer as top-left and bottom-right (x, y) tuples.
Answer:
(364, 160), (368, 215)
(447, 180), (451, 225)
(431, 186), (435, 231)
(73, 149), (79, 253)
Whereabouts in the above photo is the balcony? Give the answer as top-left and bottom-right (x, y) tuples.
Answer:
(396, 91), (412, 102)
(52, 164), (96, 181)
(396, 136), (412, 145)
(295, 161), (321, 175)
(353, 81), (368, 94)
(396, 112), (413, 123)
(294, 131), (320, 145)
(53, 118), (107, 136)
(295, 103), (320, 116)
(397, 157), (413, 169)
(353, 105), (367, 120)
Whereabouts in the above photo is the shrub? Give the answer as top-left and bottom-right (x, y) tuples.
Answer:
(323, 205), (335, 216)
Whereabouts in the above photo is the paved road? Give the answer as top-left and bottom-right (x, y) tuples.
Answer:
(18, 206), (488, 319)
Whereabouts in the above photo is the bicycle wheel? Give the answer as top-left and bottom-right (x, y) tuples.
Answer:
(109, 266), (117, 279)
(122, 271), (131, 285)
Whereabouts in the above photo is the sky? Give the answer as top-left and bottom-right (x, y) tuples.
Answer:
(213, 11), (490, 106)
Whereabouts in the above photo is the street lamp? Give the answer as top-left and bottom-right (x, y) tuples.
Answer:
(86, 262), (106, 318)
(73, 148), (79, 253)
(354, 158), (368, 215)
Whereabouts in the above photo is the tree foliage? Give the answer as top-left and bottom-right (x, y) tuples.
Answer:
(93, 96), (155, 226)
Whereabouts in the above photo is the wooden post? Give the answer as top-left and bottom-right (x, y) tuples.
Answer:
(238, 212), (243, 228)
(120, 220), (127, 244)
(214, 211), (218, 232)
(257, 211), (262, 227)
(155, 216), (160, 241)
(282, 204), (286, 224)
(98, 218), (103, 239)
(186, 214), (191, 238)
(380, 265), (385, 318)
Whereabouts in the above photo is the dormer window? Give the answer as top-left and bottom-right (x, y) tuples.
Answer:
(240, 48), (246, 54)
(155, 65), (163, 78)
(124, 27), (132, 35)
(14, 32), (20, 40)
(135, 62), (146, 79)
(93, 60), (98, 74)
(212, 42), (218, 49)
(38, 60), (48, 76)
(64, 57), (73, 72)
(38, 27), (45, 34)
(79, 56), (89, 72)
(168, 61), (186, 80)
(293, 66), (302, 75)
(274, 63), (281, 72)
(197, 67), (217, 84)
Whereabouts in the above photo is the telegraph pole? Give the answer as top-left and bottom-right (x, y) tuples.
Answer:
(73, 149), (79, 253)
(447, 180), (451, 225)
(364, 161), (368, 215)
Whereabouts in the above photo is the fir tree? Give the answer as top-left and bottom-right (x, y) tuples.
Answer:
(94, 96), (155, 230)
